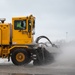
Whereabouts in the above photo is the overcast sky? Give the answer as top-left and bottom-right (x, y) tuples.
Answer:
(0, 0), (75, 41)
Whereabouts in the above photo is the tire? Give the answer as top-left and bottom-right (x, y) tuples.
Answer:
(33, 59), (41, 66)
(43, 49), (54, 64)
(33, 47), (54, 66)
(11, 48), (31, 66)
(33, 48), (44, 66)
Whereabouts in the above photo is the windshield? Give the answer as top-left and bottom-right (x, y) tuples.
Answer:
(14, 20), (26, 30)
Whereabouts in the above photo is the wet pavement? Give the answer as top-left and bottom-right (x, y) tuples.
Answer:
(0, 62), (75, 75)
(0, 57), (75, 75)
(0, 73), (53, 75)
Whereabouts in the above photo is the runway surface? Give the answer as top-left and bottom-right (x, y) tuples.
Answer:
(0, 59), (75, 75)
(0, 43), (75, 75)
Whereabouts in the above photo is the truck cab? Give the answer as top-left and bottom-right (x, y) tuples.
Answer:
(12, 15), (35, 45)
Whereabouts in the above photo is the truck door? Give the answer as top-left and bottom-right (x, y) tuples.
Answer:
(0, 29), (1, 45)
(12, 19), (32, 45)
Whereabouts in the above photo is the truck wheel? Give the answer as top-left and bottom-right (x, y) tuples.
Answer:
(11, 48), (30, 66)
(33, 59), (41, 66)
(33, 47), (54, 66)
(43, 49), (54, 64)
(33, 48), (44, 66)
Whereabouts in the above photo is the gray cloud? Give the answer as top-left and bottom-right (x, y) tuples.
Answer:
(0, 0), (75, 41)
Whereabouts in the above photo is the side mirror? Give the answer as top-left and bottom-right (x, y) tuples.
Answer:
(33, 20), (35, 29)
(32, 20), (35, 35)
(28, 20), (31, 32)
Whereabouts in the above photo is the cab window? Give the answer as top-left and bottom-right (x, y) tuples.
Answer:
(14, 20), (26, 30)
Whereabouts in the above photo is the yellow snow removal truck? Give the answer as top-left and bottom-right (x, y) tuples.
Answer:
(0, 15), (57, 65)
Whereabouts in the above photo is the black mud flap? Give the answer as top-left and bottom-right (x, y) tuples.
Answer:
(33, 47), (54, 66)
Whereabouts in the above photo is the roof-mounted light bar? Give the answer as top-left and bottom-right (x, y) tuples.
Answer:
(0, 18), (6, 23)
